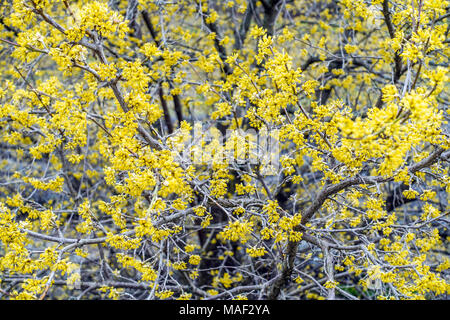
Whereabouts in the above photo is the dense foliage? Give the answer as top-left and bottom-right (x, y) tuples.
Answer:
(0, 0), (449, 300)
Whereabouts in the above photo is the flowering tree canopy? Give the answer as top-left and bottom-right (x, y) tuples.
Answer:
(0, 0), (449, 300)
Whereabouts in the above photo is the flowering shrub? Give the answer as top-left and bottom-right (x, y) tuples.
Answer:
(0, 0), (448, 300)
